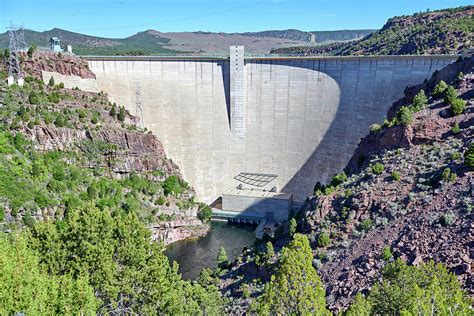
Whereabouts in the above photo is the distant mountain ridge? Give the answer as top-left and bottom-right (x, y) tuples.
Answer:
(271, 6), (473, 56)
(0, 27), (374, 56)
(239, 29), (374, 43)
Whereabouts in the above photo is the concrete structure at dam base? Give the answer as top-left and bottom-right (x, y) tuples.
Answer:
(45, 50), (458, 211)
(214, 188), (292, 238)
(221, 188), (292, 223)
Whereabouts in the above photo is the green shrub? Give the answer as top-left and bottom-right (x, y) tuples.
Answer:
(28, 92), (40, 105)
(450, 98), (466, 116)
(397, 106), (413, 125)
(412, 90), (428, 111)
(451, 122), (461, 134)
(197, 204), (212, 223)
(156, 196), (166, 206)
(0, 70), (7, 80)
(162, 175), (183, 196)
(371, 162), (385, 175)
(432, 80), (447, 96)
(451, 151), (462, 161)
(58, 82), (64, 89)
(440, 212), (456, 226)
(35, 191), (52, 208)
(359, 218), (373, 232)
(344, 189), (353, 199)
(27, 44), (37, 58)
(22, 211), (35, 227)
(370, 123), (382, 134)
(441, 168), (456, 182)
(54, 114), (67, 128)
(463, 143), (474, 168)
(391, 171), (401, 181)
(317, 232), (330, 247)
(47, 92), (61, 104)
(241, 284), (251, 299)
(330, 171), (347, 187)
(48, 76), (55, 87)
(77, 109), (87, 119)
(52, 164), (65, 181)
(382, 246), (392, 261)
(444, 85), (457, 104)
(0, 206), (4, 221)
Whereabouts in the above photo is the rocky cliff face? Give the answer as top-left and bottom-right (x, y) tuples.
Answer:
(22, 51), (95, 79)
(300, 57), (473, 311)
(22, 125), (181, 175)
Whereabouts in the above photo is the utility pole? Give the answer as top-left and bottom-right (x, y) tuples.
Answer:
(7, 24), (28, 84)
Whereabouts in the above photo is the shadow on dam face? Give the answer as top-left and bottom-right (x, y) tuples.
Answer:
(85, 55), (457, 203)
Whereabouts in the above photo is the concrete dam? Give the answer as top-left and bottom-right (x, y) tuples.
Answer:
(83, 51), (456, 203)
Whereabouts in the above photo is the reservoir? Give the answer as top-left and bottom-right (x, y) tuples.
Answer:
(165, 221), (256, 280)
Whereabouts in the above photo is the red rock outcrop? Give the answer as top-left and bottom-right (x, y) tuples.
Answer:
(22, 51), (95, 79)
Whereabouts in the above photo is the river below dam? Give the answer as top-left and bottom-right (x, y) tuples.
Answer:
(165, 221), (257, 280)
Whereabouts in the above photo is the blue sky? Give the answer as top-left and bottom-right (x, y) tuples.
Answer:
(0, 0), (471, 37)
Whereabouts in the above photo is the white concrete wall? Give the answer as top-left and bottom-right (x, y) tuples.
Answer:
(87, 56), (456, 202)
(42, 71), (99, 92)
(222, 193), (291, 222)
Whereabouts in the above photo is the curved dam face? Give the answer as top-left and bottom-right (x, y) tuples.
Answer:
(87, 55), (456, 202)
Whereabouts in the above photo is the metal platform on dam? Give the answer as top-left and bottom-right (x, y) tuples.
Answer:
(73, 51), (458, 204)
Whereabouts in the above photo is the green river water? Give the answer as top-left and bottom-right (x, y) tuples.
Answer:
(165, 221), (256, 280)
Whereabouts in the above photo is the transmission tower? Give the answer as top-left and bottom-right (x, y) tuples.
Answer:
(7, 24), (28, 79)
(135, 84), (143, 127)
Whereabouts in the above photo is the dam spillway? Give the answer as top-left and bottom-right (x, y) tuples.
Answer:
(85, 54), (457, 203)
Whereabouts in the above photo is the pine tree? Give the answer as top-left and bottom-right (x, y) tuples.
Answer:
(117, 106), (126, 122)
(264, 241), (274, 264)
(289, 218), (297, 237)
(0, 233), (98, 314)
(254, 234), (330, 315)
(412, 89), (428, 111)
(348, 258), (472, 315)
(109, 103), (117, 117)
(217, 246), (228, 268)
(464, 143), (474, 168)
(28, 206), (224, 314)
(344, 293), (371, 316)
